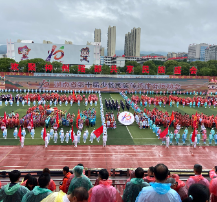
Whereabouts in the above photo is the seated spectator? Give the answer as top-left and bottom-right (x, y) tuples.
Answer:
(21, 173), (32, 186)
(21, 173), (52, 202)
(209, 167), (217, 179)
(124, 171), (135, 189)
(41, 187), (89, 202)
(66, 163), (84, 193)
(67, 165), (92, 194)
(209, 177), (217, 202)
(43, 168), (56, 191)
(135, 164), (181, 202)
(88, 169), (122, 202)
(0, 170), (29, 202)
(186, 164), (210, 189)
(123, 167), (149, 202)
(26, 177), (38, 191)
(183, 184), (210, 202)
(143, 166), (155, 183)
(59, 166), (72, 193)
(166, 178), (188, 201)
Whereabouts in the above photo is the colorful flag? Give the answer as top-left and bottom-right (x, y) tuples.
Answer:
(169, 111), (174, 125)
(56, 113), (59, 128)
(93, 125), (103, 138)
(3, 112), (6, 125)
(76, 110), (81, 129)
(160, 127), (168, 139)
(191, 112), (198, 142)
(43, 127), (46, 141)
(73, 90), (76, 101)
(18, 127), (22, 141)
(30, 113), (33, 128)
(71, 125), (74, 142)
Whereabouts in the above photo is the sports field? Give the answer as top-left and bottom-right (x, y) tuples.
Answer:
(0, 93), (216, 146)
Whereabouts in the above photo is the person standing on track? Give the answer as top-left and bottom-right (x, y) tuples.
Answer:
(21, 134), (25, 148)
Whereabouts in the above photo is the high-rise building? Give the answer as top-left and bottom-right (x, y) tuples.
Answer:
(188, 43), (209, 62)
(94, 28), (101, 42)
(107, 26), (116, 56)
(205, 45), (217, 62)
(124, 27), (141, 57)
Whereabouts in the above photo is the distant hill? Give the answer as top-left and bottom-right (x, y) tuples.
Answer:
(0, 45), (7, 54)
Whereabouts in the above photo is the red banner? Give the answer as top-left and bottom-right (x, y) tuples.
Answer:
(142, 66), (149, 74)
(94, 65), (102, 73)
(45, 64), (53, 72)
(110, 65), (118, 73)
(190, 66), (197, 75)
(28, 63), (36, 72)
(158, 66), (166, 74)
(126, 66), (134, 73)
(62, 64), (69, 72)
(174, 66), (181, 75)
(11, 63), (19, 71)
(78, 65), (85, 73)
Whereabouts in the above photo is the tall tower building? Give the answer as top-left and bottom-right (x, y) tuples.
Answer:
(94, 29), (101, 42)
(107, 26), (116, 56)
(124, 27), (141, 57)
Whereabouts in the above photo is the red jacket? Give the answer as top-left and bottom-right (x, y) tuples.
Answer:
(59, 172), (72, 193)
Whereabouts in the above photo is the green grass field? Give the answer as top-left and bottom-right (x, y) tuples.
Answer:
(0, 93), (216, 146)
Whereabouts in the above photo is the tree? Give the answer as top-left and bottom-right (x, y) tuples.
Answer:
(70, 65), (78, 74)
(143, 61), (157, 75)
(52, 61), (63, 73)
(0, 58), (16, 72)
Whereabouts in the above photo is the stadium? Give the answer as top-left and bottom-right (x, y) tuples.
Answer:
(1, 0), (217, 201)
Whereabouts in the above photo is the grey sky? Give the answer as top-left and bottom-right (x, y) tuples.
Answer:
(0, 0), (216, 52)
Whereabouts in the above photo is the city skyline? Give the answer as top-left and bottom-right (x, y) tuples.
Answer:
(0, 0), (217, 53)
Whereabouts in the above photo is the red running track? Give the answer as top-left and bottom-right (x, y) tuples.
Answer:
(0, 145), (216, 171)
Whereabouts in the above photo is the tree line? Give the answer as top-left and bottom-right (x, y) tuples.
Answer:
(1, 58), (217, 76)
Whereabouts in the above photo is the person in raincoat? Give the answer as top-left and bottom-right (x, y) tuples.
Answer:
(67, 165), (92, 195)
(21, 173), (52, 202)
(0, 170), (29, 202)
(88, 169), (122, 202)
(123, 167), (149, 202)
(135, 164), (181, 202)
(41, 187), (88, 202)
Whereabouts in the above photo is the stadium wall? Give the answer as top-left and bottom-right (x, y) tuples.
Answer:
(2, 73), (211, 92)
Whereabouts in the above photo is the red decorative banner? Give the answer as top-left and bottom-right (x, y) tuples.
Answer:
(174, 66), (181, 75)
(45, 64), (53, 72)
(62, 64), (69, 72)
(94, 65), (102, 73)
(190, 66), (197, 75)
(28, 63), (36, 72)
(110, 65), (118, 73)
(11, 63), (19, 71)
(126, 65), (134, 73)
(78, 65), (85, 73)
(158, 66), (166, 74)
(142, 66), (149, 74)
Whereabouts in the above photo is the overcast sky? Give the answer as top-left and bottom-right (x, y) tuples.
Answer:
(0, 0), (216, 53)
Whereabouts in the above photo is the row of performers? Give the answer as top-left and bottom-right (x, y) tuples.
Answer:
(133, 108), (217, 129)
(0, 106), (97, 130)
(131, 95), (217, 107)
(4, 93), (98, 102)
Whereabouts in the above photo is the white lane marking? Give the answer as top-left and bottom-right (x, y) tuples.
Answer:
(126, 126), (133, 139)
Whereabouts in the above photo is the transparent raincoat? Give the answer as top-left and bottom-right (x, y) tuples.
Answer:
(0, 183), (29, 202)
(41, 191), (66, 202)
(122, 178), (149, 202)
(135, 182), (181, 202)
(21, 186), (52, 202)
(67, 166), (93, 194)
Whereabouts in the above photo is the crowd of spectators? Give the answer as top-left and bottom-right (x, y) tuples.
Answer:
(0, 163), (216, 202)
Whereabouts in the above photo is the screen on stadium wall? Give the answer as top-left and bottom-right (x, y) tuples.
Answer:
(14, 43), (94, 64)
(5, 75), (209, 92)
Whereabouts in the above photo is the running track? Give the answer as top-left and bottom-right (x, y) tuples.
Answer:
(0, 145), (215, 170)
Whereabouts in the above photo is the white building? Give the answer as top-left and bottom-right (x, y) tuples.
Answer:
(94, 28), (101, 42)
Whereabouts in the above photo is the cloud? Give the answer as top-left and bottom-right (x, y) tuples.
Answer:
(0, 0), (216, 53)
